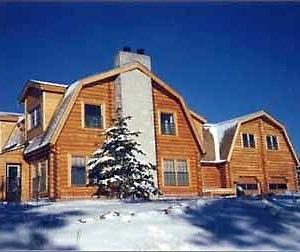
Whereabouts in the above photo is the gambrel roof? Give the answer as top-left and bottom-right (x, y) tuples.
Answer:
(24, 62), (206, 156)
(202, 111), (300, 166)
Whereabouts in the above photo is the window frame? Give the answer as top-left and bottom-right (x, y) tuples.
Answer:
(28, 105), (42, 130)
(69, 154), (88, 187)
(268, 183), (288, 191)
(241, 133), (256, 148)
(162, 158), (190, 187)
(31, 160), (48, 195)
(266, 135), (279, 151)
(82, 102), (105, 130)
(158, 110), (178, 136)
(37, 160), (48, 193)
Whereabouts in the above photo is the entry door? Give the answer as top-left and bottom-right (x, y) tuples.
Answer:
(6, 164), (21, 202)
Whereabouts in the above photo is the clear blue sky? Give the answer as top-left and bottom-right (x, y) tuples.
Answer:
(0, 3), (299, 154)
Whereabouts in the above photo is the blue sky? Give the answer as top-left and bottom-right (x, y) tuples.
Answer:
(0, 3), (299, 154)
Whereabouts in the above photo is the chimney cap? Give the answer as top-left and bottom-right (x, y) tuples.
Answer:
(123, 46), (131, 52)
(137, 48), (145, 55)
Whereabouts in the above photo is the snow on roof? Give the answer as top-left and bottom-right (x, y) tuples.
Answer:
(24, 81), (80, 154)
(0, 112), (23, 117)
(17, 115), (25, 124)
(3, 125), (24, 151)
(203, 111), (264, 161)
(30, 79), (68, 88)
(24, 134), (45, 154)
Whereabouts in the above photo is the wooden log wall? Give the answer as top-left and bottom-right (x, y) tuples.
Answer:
(152, 81), (201, 196)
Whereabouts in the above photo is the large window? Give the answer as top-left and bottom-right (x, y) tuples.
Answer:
(28, 106), (41, 129)
(242, 133), (255, 148)
(163, 159), (189, 186)
(71, 156), (86, 186)
(84, 104), (103, 128)
(266, 135), (279, 150)
(160, 112), (176, 135)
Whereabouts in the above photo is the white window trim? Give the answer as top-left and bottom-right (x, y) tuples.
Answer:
(6, 164), (21, 178)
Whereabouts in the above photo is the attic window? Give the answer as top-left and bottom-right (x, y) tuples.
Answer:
(160, 112), (176, 135)
(266, 135), (278, 150)
(84, 104), (103, 129)
(242, 133), (255, 148)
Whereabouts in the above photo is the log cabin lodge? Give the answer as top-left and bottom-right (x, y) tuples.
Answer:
(0, 49), (299, 202)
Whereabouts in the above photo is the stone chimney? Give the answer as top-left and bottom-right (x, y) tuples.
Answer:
(114, 48), (157, 185)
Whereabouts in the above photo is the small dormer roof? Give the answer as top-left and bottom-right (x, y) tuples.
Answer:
(18, 80), (68, 103)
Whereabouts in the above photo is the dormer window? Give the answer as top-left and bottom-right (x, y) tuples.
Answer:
(160, 112), (176, 135)
(28, 106), (41, 130)
(242, 133), (255, 148)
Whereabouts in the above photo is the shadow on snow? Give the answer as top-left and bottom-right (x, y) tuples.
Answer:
(179, 196), (300, 250)
(0, 202), (84, 250)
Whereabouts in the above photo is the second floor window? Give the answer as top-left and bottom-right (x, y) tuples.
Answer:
(29, 106), (41, 129)
(266, 135), (278, 150)
(242, 133), (255, 148)
(161, 112), (176, 135)
(84, 104), (103, 128)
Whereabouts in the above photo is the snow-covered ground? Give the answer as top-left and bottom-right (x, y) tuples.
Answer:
(1, 194), (300, 250)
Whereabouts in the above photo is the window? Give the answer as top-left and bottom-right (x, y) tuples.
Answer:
(32, 160), (47, 194)
(71, 156), (86, 186)
(164, 160), (176, 186)
(28, 106), (41, 129)
(37, 160), (47, 193)
(242, 133), (255, 148)
(160, 112), (176, 135)
(269, 183), (287, 191)
(266, 135), (279, 150)
(297, 167), (300, 189)
(238, 183), (258, 191)
(163, 159), (189, 186)
(84, 104), (102, 128)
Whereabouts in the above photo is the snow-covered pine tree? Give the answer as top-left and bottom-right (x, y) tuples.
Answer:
(87, 108), (158, 200)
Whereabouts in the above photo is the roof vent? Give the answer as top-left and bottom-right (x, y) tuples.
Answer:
(123, 46), (131, 52)
(137, 48), (145, 55)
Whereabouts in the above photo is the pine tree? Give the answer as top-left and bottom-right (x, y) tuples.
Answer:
(87, 109), (159, 200)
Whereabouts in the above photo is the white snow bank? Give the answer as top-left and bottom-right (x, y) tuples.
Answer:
(1, 195), (300, 250)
